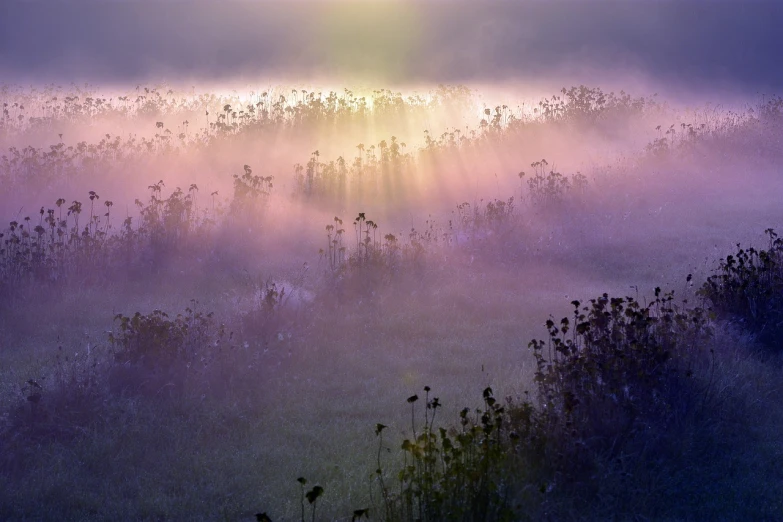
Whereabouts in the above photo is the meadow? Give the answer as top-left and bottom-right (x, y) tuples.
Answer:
(1, 82), (783, 521)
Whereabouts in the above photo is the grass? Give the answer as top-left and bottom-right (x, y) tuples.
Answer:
(3, 245), (780, 520)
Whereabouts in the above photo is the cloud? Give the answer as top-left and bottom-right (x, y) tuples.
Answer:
(1, 0), (782, 93)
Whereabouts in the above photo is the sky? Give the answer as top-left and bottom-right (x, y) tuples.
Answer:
(1, 1), (782, 95)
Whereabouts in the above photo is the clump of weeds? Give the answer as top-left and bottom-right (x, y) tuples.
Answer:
(699, 228), (783, 351)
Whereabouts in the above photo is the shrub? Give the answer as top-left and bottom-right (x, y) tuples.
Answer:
(527, 85), (653, 125)
(374, 387), (517, 522)
(525, 289), (712, 482)
(520, 159), (587, 209)
(230, 164), (273, 217)
(699, 228), (783, 349)
(0, 183), (217, 293)
(319, 213), (426, 301)
(108, 303), (227, 396)
(136, 181), (207, 251)
(454, 197), (516, 239)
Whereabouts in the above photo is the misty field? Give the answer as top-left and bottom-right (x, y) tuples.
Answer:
(1, 81), (783, 522)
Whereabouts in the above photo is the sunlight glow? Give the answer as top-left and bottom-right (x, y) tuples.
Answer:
(318, 2), (423, 83)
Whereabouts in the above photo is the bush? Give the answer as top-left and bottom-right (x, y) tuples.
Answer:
(520, 159), (587, 209)
(700, 228), (783, 349)
(375, 387), (517, 522)
(529, 289), (711, 444)
(319, 214), (426, 301)
(108, 304), (228, 396)
(500, 286), (721, 522)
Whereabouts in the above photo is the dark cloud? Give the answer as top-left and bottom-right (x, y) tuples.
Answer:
(1, 0), (782, 92)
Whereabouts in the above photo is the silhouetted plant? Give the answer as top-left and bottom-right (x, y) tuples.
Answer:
(373, 387), (517, 521)
(524, 159), (586, 208)
(230, 164), (273, 217)
(319, 213), (429, 301)
(527, 289), (712, 477)
(108, 302), (226, 396)
(699, 228), (783, 348)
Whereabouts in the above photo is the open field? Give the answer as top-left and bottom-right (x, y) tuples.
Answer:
(1, 80), (783, 520)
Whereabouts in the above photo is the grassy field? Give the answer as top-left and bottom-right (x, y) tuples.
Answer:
(1, 84), (783, 520)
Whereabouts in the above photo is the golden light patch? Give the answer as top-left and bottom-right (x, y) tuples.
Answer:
(317, 3), (422, 83)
